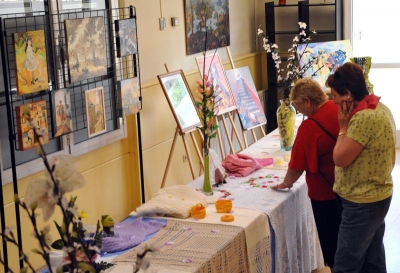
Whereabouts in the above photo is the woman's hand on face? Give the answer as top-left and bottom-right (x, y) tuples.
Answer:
(338, 100), (354, 128)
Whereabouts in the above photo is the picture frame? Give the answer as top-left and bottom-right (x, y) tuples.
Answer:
(15, 100), (49, 151)
(85, 86), (107, 138)
(225, 66), (267, 130)
(115, 18), (138, 57)
(64, 17), (107, 83)
(13, 30), (49, 95)
(184, 0), (230, 55)
(157, 70), (201, 133)
(51, 88), (73, 137)
(117, 77), (141, 117)
(297, 40), (353, 90)
(196, 53), (236, 115)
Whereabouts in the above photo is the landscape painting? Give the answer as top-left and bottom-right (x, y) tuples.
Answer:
(118, 77), (141, 117)
(115, 18), (138, 57)
(13, 30), (49, 95)
(15, 100), (49, 151)
(51, 89), (73, 137)
(85, 86), (106, 138)
(297, 40), (353, 90)
(225, 66), (267, 130)
(184, 0), (230, 55)
(64, 17), (107, 83)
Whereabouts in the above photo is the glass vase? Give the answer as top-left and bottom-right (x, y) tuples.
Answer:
(350, 56), (374, 94)
(202, 149), (213, 196)
(276, 99), (296, 151)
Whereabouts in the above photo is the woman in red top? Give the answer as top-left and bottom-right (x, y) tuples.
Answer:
(272, 78), (341, 272)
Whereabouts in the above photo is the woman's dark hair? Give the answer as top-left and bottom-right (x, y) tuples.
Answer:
(325, 62), (369, 101)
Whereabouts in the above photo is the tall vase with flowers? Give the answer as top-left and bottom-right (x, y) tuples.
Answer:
(257, 22), (322, 150)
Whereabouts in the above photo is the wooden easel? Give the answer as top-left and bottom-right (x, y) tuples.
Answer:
(226, 47), (266, 148)
(160, 64), (204, 189)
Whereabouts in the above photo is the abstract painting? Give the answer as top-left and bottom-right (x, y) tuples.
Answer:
(184, 0), (230, 55)
(115, 18), (138, 57)
(118, 77), (141, 117)
(297, 40), (353, 90)
(85, 86), (106, 138)
(64, 17), (107, 83)
(13, 30), (49, 95)
(225, 66), (267, 130)
(196, 53), (236, 115)
(51, 89), (73, 137)
(15, 100), (49, 151)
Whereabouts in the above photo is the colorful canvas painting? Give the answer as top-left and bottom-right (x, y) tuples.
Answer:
(51, 89), (73, 137)
(15, 100), (49, 151)
(85, 87), (106, 138)
(118, 77), (141, 117)
(297, 40), (353, 90)
(64, 17), (107, 83)
(13, 30), (49, 95)
(196, 53), (236, 115)
(158, 70), (201, 133)
(225, 66), (267, 130)
(184, 0), (230, 55)
(115, 18), (138, 57)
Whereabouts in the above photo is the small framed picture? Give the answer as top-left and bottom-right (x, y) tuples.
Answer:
(115, 18), (138, 57)
(15, 100), (49, 150)
(117, 77), (141, 117)
(85, 86), (106, 138)
(157, 70), (201, 133)
(51, 88), (73, 137)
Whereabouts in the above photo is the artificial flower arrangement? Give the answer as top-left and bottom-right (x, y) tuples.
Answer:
(257, 22), (321, 98)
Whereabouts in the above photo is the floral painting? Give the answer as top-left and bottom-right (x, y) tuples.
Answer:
(184, 0), (230, 55)
(15, 100), (49, 150)
(297, 40), (353, 90)
(196, 53), (236, 115)
(118, 77), (141, 117)
(115, 18), (138, 57)
(13, 30), (49, 95)
(225, 66), (267, 130)
(51, 88), (73, 137)
(64, 17), (107, 83)
(85, 87), (106, 138)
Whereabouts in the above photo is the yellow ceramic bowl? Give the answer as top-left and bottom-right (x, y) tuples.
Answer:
(190, 203), (206, 219)
(215, 199), (232, 213)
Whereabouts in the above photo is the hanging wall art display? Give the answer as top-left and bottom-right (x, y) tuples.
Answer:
(85, 86), (106, 138)
(196, 53), (236, 115)
(225, 66), (267, 130)
(64, 16), (107, 83)
(115, 17), (138, 57)
(184, 0), (230, 55)
(297, 40), (353, 90)
(13, 30), (49, 95)
(15, 100), (49, 151)
(117, 77), (141, 117)
(51, 88), (73, 137)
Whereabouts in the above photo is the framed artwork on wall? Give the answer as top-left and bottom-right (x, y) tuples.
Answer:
(196, 53), (236, 115)
(115, 18), (138, 57)
(51, 88), (73, 137)
(15, 100), (49, 151)
(157, 70), (201, 133)
(225, 66), (267, 130)
(184, 0), (230, 55)
(117, 77), (141, 117)
(85, 86), (106, 138)
(13, 30), (49, 95)
(297, 40), (353, 90)
(64, 16), (107, 83)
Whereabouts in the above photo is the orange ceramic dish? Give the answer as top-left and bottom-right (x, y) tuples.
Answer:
(221, 215), (234, 222)
(215, 199), (232, 213)
(190, 203), (206, 219)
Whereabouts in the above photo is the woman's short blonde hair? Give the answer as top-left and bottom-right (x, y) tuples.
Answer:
(289, 77), (328, 105)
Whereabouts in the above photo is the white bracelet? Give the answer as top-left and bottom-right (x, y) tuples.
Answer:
(283, 182), (292, 188)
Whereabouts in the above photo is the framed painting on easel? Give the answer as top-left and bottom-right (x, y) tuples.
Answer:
(195, 53), (236, 115)
(85, 86), (106, 138)
(157, 70), (201, 133)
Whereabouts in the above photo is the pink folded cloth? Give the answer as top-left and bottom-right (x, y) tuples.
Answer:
(222, 153), (264, 177)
